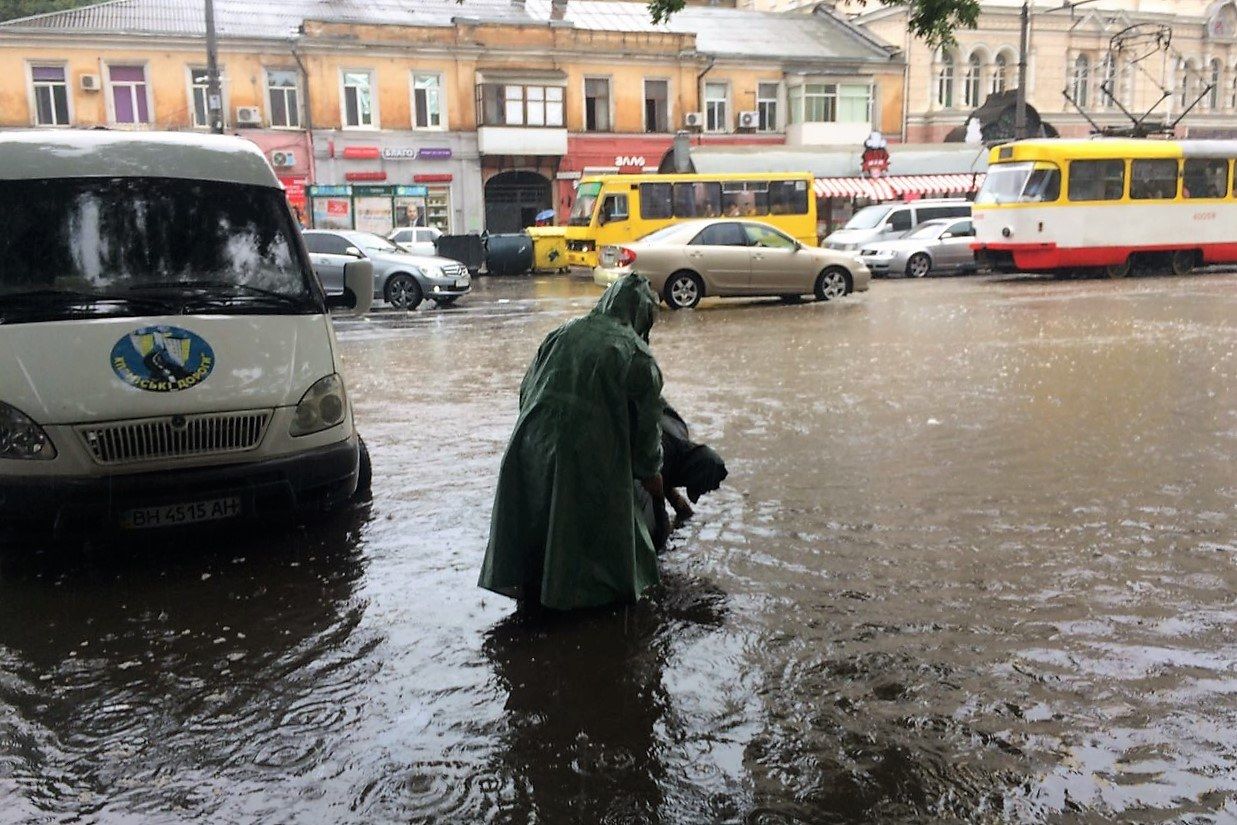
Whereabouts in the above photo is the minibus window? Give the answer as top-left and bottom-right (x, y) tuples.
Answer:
(672, 182), (722, 218)
(569, 182), (602, 226)
(1130, 159), (1179, 200)
(0, 177), (316, 322)
(768, 180), (809, 215)
(721, 181), (769, 217)
(639, 183), (674, 219)
(1068, 159), (1124, 202)
(1183, 158), (1229, 198)
(600, 194), (628, 224)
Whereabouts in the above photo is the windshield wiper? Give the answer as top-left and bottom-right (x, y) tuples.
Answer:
(0, 289), (180, 310)
(129, 281), (309, 304)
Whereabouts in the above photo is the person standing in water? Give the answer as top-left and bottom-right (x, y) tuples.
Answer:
(480, 274), (666, 612)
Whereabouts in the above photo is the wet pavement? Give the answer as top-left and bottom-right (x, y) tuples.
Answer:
(1, 272), (1235, 823)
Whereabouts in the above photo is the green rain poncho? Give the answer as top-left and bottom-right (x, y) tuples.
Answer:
(479, 274), (665, 610)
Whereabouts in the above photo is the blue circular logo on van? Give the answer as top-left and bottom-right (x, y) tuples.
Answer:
(110, 326), (216, 392)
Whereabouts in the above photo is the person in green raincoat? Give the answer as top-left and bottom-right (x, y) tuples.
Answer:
(479, 274), (666, 611)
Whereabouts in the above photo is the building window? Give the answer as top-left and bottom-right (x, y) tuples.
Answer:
(839, 84), (872, 122)
(107, 64), (150, 124)
(1231, 68), (1237, 109)
(1178, 60), (1196, 109)
(478, 84), (564, 127)
(189, 68), (213, 129)
(963, 53), (982, 107)
(342, 70), (376, 128)
(991, 53), (1008, 94)
(705, 82), (728, 132)
(1099, 53), (1116, 109)
(1070, 55), (1090, 108)
(584, 77), (611, 132)
(30, 65), (69, 126)
(937, 52), (955, 108)
(644, 79), (669, 132)
(413, 73), (444, 129)
(267, 69), (300, 128)
(1209, 59), (1223, 109)
(757, 81), (779, 131)
(788, 83), (871, 125)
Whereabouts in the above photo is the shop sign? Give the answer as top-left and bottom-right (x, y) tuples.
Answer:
(615, 155), (646, 169)
(342, 146), (381, 160)
(346, 170), (388, 182)
(308, 184), (351, 197)
(381, 147), (418, 160)
(352, 185), (393, 196)
(418, 147), (453, 160)
(861, 131), (890, 177)
(395, 185), (429, 196)
(414, 173), (453, 183)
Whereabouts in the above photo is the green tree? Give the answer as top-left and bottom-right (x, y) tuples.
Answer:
(0, 0), (94, 22)
(649, 0), (980, 47)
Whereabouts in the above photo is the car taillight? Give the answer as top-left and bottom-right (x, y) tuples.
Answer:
(617, 247), (637, 267)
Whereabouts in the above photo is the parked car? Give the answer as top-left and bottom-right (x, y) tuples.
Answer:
(303, 229), (470, 310)
(823, 198), (971, 252)
(594, 219), (870, 310)
(859, 218), (979, 278)
(388, 225), (443, 257)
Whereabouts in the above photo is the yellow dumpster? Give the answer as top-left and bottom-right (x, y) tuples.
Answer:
(527, 227), (569, 273)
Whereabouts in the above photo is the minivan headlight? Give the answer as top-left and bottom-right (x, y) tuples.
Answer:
(290, 374), (347, 437)
(0, 401), (56, 460)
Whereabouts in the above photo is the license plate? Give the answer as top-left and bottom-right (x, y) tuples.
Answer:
(120, 496), (242, 529)
(454, 278), (469, 288)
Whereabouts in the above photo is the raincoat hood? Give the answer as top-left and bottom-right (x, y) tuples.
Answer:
(592, 273), (657, 339)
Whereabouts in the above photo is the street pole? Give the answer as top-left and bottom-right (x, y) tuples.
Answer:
(1015, 0), (1029, 139)
(204, 0), (224, 134)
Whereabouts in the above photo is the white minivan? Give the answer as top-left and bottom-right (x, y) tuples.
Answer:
(0, 131), (374, 538)
(823, 198), (972, 252)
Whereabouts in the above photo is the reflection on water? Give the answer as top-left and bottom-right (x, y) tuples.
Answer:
(2, 273), (1235, 822)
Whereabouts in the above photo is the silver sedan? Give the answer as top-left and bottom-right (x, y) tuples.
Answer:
(859, 218), (979, 278)
(303, 230), (470, 309)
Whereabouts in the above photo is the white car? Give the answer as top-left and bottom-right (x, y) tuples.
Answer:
(388, 225), (442, 257)
(0, 131), (373, 538)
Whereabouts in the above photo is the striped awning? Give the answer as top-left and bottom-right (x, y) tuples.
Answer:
(814, 172), (986, 200)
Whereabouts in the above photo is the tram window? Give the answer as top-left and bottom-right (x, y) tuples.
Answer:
(1183, 158), (1229, 198)
(639, 182), (674, 219)
(1130, 159), (1179, 200)
(1068, 159), (1125, 201)
(1023, 168), (1060, 202)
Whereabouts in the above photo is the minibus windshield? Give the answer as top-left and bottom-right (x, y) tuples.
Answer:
(843, 205), (892, 230)
(568, 182), (602, 226)
(0, 177), (318, 323)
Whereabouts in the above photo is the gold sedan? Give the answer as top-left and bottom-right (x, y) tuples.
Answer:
(594, 219), (870, 309)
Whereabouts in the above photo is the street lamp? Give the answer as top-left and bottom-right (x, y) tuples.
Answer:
(1014, 0), (1105, 139)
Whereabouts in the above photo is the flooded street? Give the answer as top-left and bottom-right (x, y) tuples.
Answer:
(2, 273), (1235, 823)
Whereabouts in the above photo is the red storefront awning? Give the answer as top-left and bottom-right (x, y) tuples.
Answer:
(814, 172), (985, 201)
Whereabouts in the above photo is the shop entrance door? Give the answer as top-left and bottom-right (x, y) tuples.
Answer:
(485, 171), (551, 233)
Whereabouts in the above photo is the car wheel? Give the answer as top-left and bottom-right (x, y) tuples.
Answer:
(353, 436), (372, 501)
(384, 273), (423, 310)
(905, 253), (932, 279)
(664, 272), (703, 310)
(814, 267), (850, 301)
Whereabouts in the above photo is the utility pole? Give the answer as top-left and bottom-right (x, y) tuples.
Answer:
(204, 0), (224, 134)
(1015, 0), (1029, 139)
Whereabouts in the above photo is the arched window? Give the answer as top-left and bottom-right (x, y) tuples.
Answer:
(964, 53), (983, 107)
(1099, 53), (1116, 108)
(1230, 67), (1237, 109)
(937, 52), (955, 108)
(1070, 54), (1090, 108)
(1209, 59), (1223, 109)
(1179, 60), (1197, 108)
(991, 52), (1009, 94)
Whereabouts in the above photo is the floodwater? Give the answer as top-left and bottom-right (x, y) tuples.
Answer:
(2, 273), (1235, 823)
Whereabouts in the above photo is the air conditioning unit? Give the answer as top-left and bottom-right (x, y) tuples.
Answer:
(80, 73), (101, 92)
(738, 110), (759, 130)
(683, 111), (704, 130)
(235, 106), (262, 126)
(270, 150), (296, 168)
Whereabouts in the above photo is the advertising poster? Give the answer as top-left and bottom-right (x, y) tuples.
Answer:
(313, 197), (352, 230)
(354, 196), (394, 234)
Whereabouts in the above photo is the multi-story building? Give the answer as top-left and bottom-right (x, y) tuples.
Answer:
(749, 0), (1237, 142)
(0, 0), (903, 232)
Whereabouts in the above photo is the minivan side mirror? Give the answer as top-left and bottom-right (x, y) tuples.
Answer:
(326, 260), (374, 316)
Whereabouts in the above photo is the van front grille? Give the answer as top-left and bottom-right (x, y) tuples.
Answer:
(78, 410), (271, 466)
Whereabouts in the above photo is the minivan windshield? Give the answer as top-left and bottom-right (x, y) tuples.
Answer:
(843, 204), (892, 230)
(569, 182), (602, 226)
(0, 177), (318, 324)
